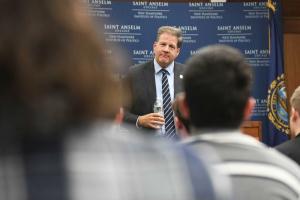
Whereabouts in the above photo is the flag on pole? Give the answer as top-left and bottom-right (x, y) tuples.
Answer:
(266, 0), (289, 146)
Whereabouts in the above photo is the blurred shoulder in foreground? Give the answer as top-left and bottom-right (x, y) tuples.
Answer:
(181, 44), (300, 200)
(0, 0), (231, 200)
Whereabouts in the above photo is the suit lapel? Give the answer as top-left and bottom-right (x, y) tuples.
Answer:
(174, 63), (184, 95)
(143, 61), (156, 105)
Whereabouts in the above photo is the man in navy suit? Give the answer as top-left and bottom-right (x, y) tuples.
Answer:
(124, 26), (184, 137)
(276, 86), (300, 165)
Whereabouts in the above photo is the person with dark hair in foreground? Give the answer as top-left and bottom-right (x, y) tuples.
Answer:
(0, 1), (231, 200)
(180, 44), (300, 200)
(276, 86), (300, 165)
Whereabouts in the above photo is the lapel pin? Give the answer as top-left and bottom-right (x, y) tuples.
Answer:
(179, 74), (183, 79)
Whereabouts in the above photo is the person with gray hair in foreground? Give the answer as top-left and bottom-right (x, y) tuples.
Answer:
(180, 44), (300, 200)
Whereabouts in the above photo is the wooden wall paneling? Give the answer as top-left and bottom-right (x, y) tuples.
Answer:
(284, 33), (300, 100)
(241, 121), (262, 141)
(284, 18), (300, 34)
(282, 0), (300, 19)
(115, 0), (299, 138)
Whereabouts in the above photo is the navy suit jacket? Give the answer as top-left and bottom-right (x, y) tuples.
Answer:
(276, 134), (300, 165)
(123, 60), (185, 128)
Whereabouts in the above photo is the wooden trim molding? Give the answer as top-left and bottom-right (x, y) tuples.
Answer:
(241, 121), (262, 141)
(284, 17), (300, 33)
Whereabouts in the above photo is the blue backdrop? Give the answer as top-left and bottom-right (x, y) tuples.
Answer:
(83, 0), (288, 146)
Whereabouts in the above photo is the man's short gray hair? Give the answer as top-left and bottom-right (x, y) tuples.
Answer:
(156, 26), (183, 48)
(291, 86), (300, 112)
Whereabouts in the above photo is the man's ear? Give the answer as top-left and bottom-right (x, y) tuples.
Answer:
(180, 93), (190, 120)
(153, 42), (157, 50)
(114, 107), (124, 124)
(243, 97), (256, 120)
(291, 107), (299, 122)
(176, 48), (181, 57)
(289, 107), (300, 138)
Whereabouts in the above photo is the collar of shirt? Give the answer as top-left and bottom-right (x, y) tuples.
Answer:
(153, 59), (175, 102)
(154, 59), (174, 75)
(181, 129), (265, 148)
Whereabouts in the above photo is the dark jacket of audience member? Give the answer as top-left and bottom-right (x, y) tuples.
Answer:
(276, 86), (300, 165)
(181, 44), (300, 200)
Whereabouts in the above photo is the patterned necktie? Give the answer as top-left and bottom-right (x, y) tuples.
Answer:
(161, 69), (176, 138)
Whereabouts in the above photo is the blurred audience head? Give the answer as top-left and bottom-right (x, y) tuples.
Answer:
(291, 86), (300, 113)
(289, 86), (300, 137)
(0, 0), (121, 138)
(172, 93), (190, 138)
(183, 44), (255, 130)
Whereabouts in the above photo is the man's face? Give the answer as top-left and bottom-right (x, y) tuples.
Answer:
(153, 33), (180, 68)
